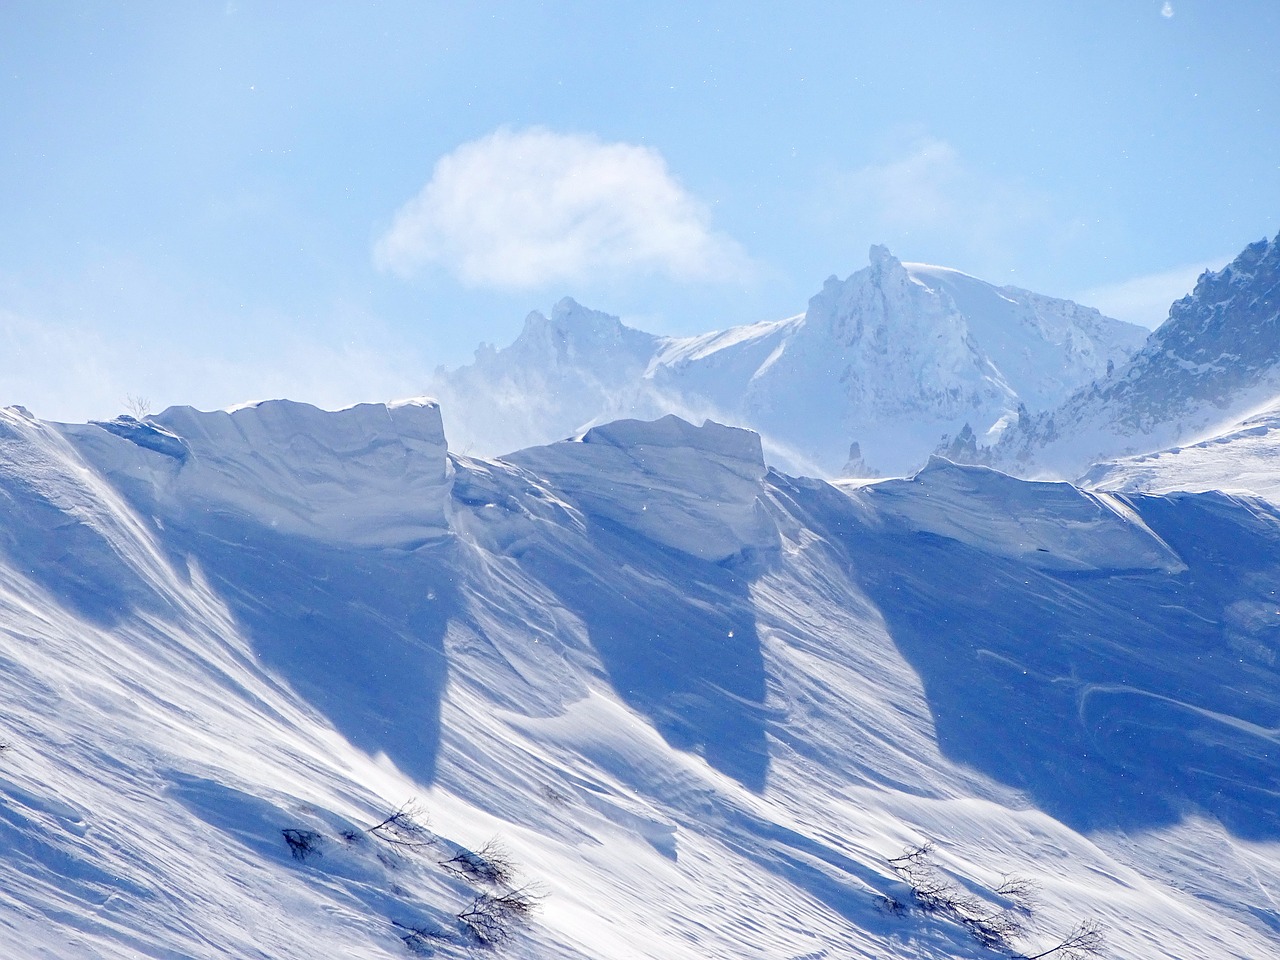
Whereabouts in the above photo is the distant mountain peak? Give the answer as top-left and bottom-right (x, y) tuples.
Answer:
(991, 228), (1280, 477)
(868, 242), (901, 270)
(431, 251), (1145, 476)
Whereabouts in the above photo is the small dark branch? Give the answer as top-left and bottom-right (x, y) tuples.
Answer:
(457, 885), (544, 946)
(366, 800), (432, 849)
(875, 894), (907, 915)
(1023, 919), (1107, 960)
(997, 874), (1041, 913)
(282, 828), (322, 861)
(391, 920), (451, 955)
(886, 841), (935, 866)
(439, 838), (516, 885)
(340, 828), (363, 844)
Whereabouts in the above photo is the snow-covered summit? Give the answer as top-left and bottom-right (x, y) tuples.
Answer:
(430, 247), (1144, 478)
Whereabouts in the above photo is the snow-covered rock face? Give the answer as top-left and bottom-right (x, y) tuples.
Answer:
(429, 248), (1143, 479)
(996, 230), (1280, 477)
(64, 398), (452, 547)
(505, 414), (777, 562)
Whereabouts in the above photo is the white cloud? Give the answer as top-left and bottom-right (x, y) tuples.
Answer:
(374, 127), (750, 289)
(819, 133), (1066, 278)
(1161, 3), (1175, 18)
(1075, 256), (1231, 329)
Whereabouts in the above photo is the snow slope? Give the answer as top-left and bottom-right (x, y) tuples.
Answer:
(996, 229), (1280, 478)
(1081, 396), (1280, 502)
(429, 248), (1144, 478)
(1, 400), (1279, 959)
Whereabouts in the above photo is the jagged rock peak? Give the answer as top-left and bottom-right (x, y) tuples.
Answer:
(868, 242), (901, 271)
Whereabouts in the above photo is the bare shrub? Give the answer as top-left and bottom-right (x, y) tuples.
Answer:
(457, 886), (544, 946)
(282, 828), (322, 861)
(884, 842), (1103, 960)
(366, 800), (432, 850)
(1023, 919), (1107, 960)
(886, 841), (1020, 950)
(439, 838), (516, 886)
(124, 394), (152, 419)
(391, 920), (451, 955)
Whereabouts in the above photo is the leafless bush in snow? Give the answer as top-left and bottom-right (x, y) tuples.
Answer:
(457, 885), (544, 946)
(884, 842), (1104, 959)
(123, 394), (152, 419)
(365, 800), (432, 850)
(282, 828), (322, 861)
(439, 838), (517, 886)
(886, 841), (1022, 950)
(1022, 919), (1107, 960)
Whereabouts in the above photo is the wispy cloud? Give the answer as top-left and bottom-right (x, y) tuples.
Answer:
(1161, 2), (1175, 18)
(1075, 256), (1232, 329)
(817, 133), (1071, 278)
(374, 127), (750, 289)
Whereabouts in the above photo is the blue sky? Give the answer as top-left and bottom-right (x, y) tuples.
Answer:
(2, 1), (1278, 421)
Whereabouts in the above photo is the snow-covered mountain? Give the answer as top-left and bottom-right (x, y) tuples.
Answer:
(995, 230), (1280, 478)
(430, 247), (1145, 477)
(3, 398), (1280, 959)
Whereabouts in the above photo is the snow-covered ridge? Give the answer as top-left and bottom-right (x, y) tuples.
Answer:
(4, 400), (1280, 958)
(854, 456), (1184, 573)
(505, 414), (777, 562)
(1081, 396), (1280, 502)
(62, 397), (453, 547)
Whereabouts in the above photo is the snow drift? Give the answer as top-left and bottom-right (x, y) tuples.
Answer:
(0, 400), (1279, 959)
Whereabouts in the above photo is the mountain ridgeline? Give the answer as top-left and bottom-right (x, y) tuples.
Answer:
(429, 245), (1146, 478)
(992, 230), (1280, 478)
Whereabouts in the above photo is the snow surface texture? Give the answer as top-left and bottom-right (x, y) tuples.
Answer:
(2, 400), (1280, 959)
(997, 230), (1280, 479)
(1079, 397), (1280, 502)
(428, 247), (1145, 478)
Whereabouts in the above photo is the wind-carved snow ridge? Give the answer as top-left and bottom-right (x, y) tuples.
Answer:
(853, 456), (1185, 573)
(505, 414), (778, 562)
(64, 398), (453, 547)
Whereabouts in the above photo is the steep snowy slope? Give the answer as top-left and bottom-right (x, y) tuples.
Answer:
(996, 229), (1280, 477)
(430, 249), (1144, 478)
(2, 401), (1279, 959)
(1082, 396), (1280, 501)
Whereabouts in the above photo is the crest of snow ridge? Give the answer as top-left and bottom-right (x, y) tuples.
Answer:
(65, 398), (453, 548)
